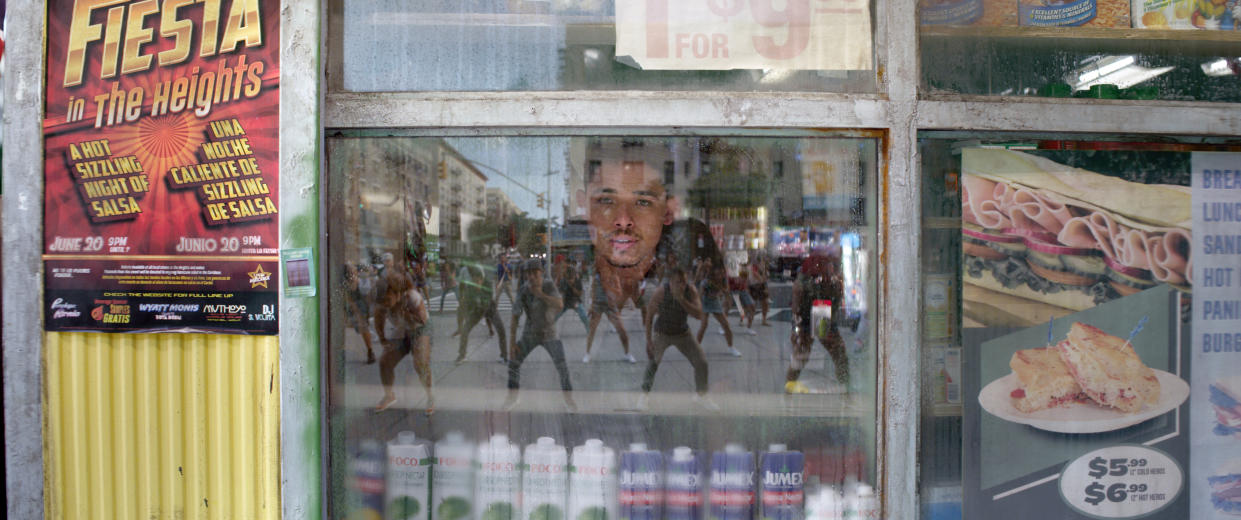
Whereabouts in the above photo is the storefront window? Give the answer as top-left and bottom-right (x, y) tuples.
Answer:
(329, 1), (878, 93)
(919, 12), (1241, 102)
(919, 133), (1241, 519)
(325, 134), (881, 519)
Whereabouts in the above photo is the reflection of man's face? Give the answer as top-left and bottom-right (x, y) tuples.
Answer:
(584, 162), (675, 269)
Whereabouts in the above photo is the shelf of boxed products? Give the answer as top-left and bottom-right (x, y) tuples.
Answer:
(922, 25), (1241, 53)
(346, 386), (874, 418)
(919, 25), (1241, 103)
(344, 431), (880, 520)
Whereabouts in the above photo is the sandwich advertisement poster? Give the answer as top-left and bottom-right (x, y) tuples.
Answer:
(1190, 152), (1241, 519)
(958, 148), (1238, 519)
(42, 0), (280, 334)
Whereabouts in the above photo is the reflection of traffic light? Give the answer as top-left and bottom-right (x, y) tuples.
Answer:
(536, 194), (545, 208)
(438, 160), (446, 179)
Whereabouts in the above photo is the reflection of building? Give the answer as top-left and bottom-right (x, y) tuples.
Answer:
(486, 187), (520, 223)
(333, 137), (439, 263)
(331, 137), (496, 261)
(438, 145), (489, 257)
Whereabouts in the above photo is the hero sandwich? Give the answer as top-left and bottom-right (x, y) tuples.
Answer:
(1211, 376), (1241, 438)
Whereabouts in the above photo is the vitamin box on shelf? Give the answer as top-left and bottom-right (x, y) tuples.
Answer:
(1132, 0), (1241, 28)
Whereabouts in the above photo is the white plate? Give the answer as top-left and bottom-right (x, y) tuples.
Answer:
(979, 370), (1189, 434)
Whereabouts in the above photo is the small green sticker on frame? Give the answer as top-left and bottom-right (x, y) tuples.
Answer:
(281, 248), (317, 298)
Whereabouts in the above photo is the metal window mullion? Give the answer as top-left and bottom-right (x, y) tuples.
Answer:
(324, 92), (891, 130)
(918, 98), (1241, 136)
(2, 0), (48, 518)
(877, 0), (922, 516)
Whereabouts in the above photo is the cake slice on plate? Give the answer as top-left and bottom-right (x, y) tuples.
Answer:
(1057, 322), (1160, 413)
(1008, 346), (1084, 413)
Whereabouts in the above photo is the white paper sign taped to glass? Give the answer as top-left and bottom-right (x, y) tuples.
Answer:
(615, 0), (873, 71)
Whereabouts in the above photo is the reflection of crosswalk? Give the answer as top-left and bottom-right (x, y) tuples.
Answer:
(429, 292), (516, 313)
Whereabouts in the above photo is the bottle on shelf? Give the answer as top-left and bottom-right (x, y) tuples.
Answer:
(348, 439), (387, 520)
(803, 486), (843, 520)
(841, 481), (879, 520)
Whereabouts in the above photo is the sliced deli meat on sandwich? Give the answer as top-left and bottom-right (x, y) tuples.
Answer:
(1008, 346), (1085, 413)
(1056, 322), (1160, 413)
(1211, 376), (1241, 438)
(1210, 459), (1241, 515)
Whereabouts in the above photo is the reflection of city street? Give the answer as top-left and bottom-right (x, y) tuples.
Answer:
(329, 135), (875, 423)
(342, 272), (867, 415)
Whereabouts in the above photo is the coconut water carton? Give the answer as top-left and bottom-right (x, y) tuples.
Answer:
(477, 435), (522, 520)
(568, 439), (617, 520)
(433, 432), (475, 520)
(523, 437), (569, 520)
(387, 432), (433, 520)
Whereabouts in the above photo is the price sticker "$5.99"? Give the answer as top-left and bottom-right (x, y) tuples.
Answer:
(1059, 445), (1183, 518)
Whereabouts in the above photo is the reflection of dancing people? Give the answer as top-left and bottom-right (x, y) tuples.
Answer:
(504, 261), (576, 411)
(495, 255), (515, 305)
(730, 270), (757, 333)
(748, 257), (771, 327)
(641, 267), (715, 410)
(786, 252), (849, 394)
(584, 271), (637, 364)
(464, 261), (496, 337)
(343, 263), (377, 364)
(454, 264), (507, 365)
(373, 268), (434, 414)
(555, 259), (589, 329)
(696, 260), (740, 357)
(439, 259), (456, 312)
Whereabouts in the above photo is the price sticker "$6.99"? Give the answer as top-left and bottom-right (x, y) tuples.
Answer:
(1059, 445), (1183, 519)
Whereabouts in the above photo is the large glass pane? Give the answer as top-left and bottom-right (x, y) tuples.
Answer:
(325, 134), (881, 519)
(332, 1), (877, 92)
(918, 133), (1241, 519)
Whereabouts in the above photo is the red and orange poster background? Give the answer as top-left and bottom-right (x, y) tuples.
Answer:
(43, 0), (280, 334)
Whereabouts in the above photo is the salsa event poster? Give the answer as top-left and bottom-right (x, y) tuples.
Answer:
(43, 0), (280, 334)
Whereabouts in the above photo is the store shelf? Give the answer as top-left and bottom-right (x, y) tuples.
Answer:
(923, 216), (962, 230)
(932, 403), (964, 417)
(346, 386), (873, 418)
(921, 25), (1241, 54)
(917, 97), (1241, 134)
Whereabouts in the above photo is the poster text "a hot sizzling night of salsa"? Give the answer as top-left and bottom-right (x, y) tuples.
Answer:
(43, 0), (280, 334)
